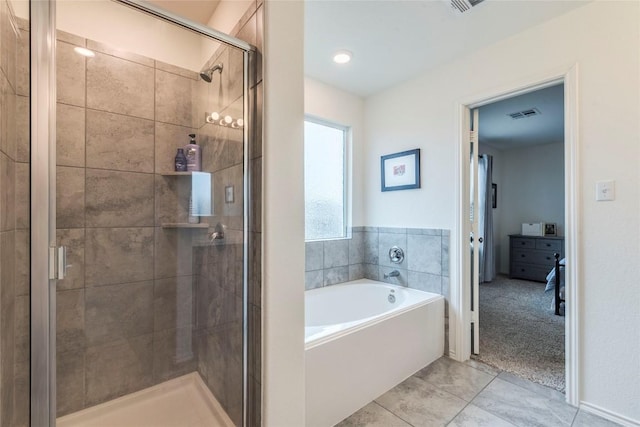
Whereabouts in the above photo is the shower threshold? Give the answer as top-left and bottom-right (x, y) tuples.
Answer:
(57, 373), (234, 427)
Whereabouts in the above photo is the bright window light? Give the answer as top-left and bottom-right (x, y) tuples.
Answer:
(304, 119), (349, 241)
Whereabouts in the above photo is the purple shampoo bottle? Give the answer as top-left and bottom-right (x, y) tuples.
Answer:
(185, 134), (202, 172)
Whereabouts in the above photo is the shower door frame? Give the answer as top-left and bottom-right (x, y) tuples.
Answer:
(30, 1), (255, 425)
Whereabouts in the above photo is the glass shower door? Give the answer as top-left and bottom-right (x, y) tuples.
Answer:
(29, 0), (256, 425)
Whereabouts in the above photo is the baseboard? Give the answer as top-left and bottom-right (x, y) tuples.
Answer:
(580, 402), (640, 427)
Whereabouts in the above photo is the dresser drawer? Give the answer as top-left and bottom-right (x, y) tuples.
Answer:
(536, 239), (562, 252)
(512, 249), (557, 267)
(511, 237), (536, 249)
(510, 263), (550, 282)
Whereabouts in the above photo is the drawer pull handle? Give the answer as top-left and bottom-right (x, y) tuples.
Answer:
(521, 242), (526, 245)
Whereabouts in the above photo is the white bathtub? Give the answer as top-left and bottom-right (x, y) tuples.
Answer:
(305, 279), (444, 427)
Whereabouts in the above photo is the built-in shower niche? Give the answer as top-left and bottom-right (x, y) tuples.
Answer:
(49, 25), (246, 426)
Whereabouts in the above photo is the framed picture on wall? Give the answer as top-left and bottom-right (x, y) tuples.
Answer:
(492, 183), (497, 209)
(544, 223), (557, 236)
(381, 149), (420, 192)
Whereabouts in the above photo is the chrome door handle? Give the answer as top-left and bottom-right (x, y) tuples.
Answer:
(49, 246), (68, 280)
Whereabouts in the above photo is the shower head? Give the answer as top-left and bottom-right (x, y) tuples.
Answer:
(200, 63), (223, 83)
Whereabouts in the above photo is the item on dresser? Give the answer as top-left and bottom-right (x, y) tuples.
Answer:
(510, 234), (564, 282)
(521, 222), (544, 236)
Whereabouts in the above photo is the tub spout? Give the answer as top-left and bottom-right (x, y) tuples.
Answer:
(384, 270), (400, 279)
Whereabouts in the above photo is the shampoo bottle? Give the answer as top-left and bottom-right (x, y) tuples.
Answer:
(185, 134), (202, 172)
(174, 148), (187, 172)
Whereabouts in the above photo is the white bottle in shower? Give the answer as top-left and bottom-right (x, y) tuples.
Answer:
(188, 193), (199, 224)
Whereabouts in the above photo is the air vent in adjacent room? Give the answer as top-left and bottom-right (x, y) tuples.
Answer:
(507, 108), (541, 120)
(448, 0), (485, 14)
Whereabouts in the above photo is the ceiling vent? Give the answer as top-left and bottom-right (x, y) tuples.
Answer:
(507, 108), (541, 120)
(448, 0), (485, 14)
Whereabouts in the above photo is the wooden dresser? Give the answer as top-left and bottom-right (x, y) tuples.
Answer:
(509, 234), (564, 282)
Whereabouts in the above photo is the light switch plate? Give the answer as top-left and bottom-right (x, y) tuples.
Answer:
(596, 180), (615, 201)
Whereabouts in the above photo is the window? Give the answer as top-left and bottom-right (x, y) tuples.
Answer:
(304, 118), (348, 241)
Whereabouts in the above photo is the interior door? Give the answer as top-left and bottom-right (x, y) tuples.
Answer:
(470, 108), (480, 355)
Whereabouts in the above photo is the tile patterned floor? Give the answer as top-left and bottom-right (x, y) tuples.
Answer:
(336, 357), (620, 427)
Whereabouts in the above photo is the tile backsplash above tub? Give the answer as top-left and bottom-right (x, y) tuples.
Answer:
(305, 227), (450, 298)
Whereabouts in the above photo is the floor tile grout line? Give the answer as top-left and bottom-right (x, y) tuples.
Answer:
(470, 375), (577, 427)
(469, 356), (567, 403)
(444, 400), (474, 427)
(443, 374), (511, 426)
(372, 400), (417, 427)
(374, 372), (477, 427)
(496, 371), (567, 403)
(466, 377), (521, 427)
(569, 407), (580, 427)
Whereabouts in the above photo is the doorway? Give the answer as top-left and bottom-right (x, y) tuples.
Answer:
(472, 84), (566, 392)
(457, 68), (580, 405)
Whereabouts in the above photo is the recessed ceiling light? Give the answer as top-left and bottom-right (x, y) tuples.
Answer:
(74, 47), (95, 58)
(333, 50), (352, 64)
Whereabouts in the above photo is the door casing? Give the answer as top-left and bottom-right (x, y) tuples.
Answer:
(451, 65), (580, 406)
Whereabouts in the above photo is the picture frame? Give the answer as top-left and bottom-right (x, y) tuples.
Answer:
(492, 183), (497, 209)
(381, 149), (420, 192)
(544, 223), (557, 237)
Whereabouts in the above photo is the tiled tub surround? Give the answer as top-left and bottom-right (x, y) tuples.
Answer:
(5, 21), (259, 425)
(305, 227), (450, 295)
(305, 227), (451, 352)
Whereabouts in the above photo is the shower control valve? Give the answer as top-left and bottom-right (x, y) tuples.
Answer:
(389, 246), (405, 264)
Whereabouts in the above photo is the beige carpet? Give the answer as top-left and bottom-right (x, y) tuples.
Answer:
(475, 274), (565, 392)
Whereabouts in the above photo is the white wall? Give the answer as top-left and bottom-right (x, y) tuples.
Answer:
(498, 143), (564, 272)
(201, 0), (253, 67)
(8, 0), (26, 20)
(363, 1), (639, 422)
(304, 77), (365, 227)
(263, 1), (306, 426)
(56, 0), (204, 71)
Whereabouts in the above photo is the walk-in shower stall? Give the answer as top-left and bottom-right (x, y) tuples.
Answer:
(0, 0), (262, 425)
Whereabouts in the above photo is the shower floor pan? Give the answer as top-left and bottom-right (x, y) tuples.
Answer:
(57, 373), (234, 427)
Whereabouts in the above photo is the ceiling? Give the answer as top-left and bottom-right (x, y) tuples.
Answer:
(146, 0), (220, 25)
(142, 2), (567, 152)
(145, 0), (588, 100)
(305, 0), (590, 97)
(479, 84), (564, 151)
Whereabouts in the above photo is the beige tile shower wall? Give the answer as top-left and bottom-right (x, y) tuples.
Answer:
(8, 8), (262, 426)
(12, 13), (28, 427)
(192, 1), (263, 425)
(50, 30), (205, 416)
(0, 2), (20, 426)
